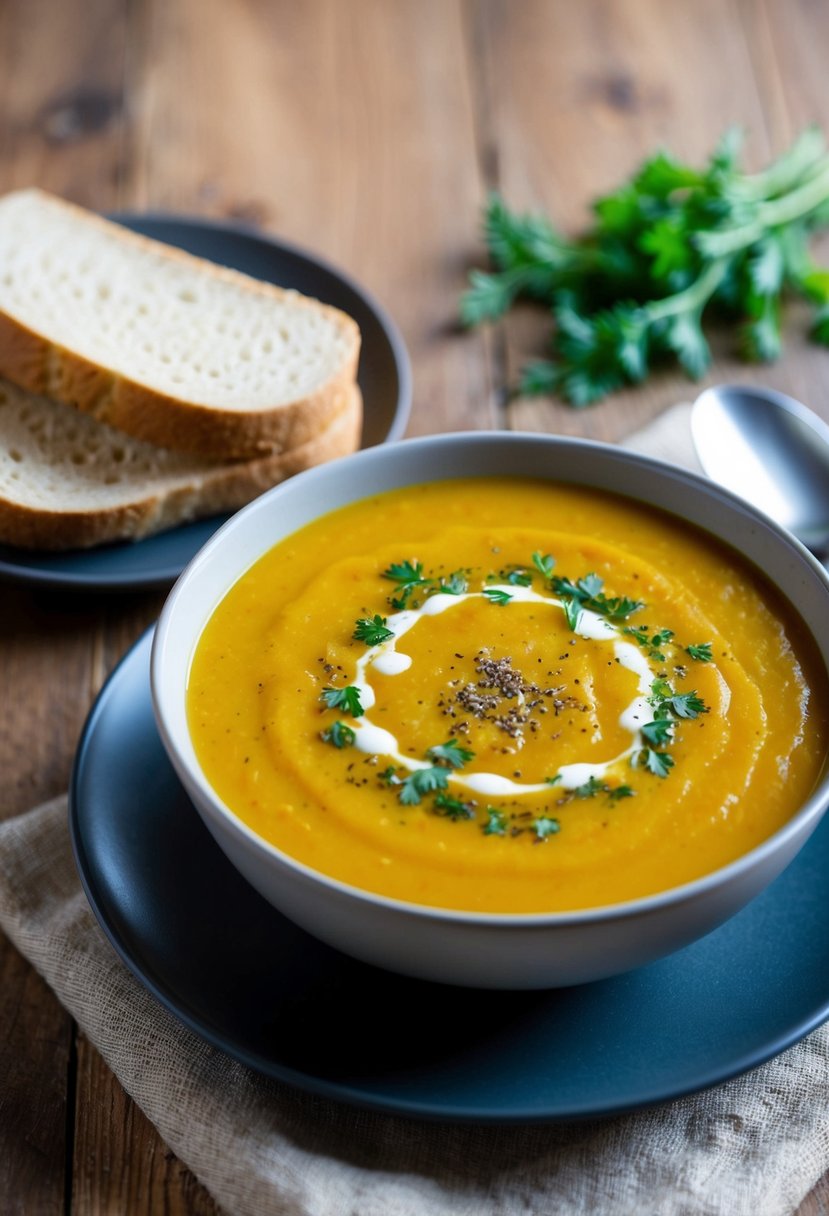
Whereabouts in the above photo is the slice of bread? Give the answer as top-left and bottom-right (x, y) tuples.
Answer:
(0, 377), (361, 550)
(0, 189), (361, 459)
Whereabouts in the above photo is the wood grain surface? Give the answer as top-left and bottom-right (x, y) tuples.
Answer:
(1, 1), (828, 1211)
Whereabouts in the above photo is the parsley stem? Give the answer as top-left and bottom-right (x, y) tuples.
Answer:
(729, 128), (827, 203)
(699, 163), (829, 258)
(643, 258), (730, 324)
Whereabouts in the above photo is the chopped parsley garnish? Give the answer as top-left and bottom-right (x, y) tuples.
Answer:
(592, 594), (645, 622)
(545, 773), (562, 786)
(624, 625), (675, 660)
(572, 776), (636, 801)
(632, 681), (708, 777)
(532, 551), (556, 580)
(633, 748), (675, 778)
(562, 596), (583, 632)
(686, 642), (713, 663)
(321, 721), (355, 749)
(482, 807), (508, 835)
(532, 816), (561, 841)
(573, 775), (606, 798)
(501, 565), (533, 587)
(383, 559), (432, 608)
(378, 765), (400, 786)
(398, 766), (450, 805)
(427, 739), (475, 769)
(483, 587), (513, 606)
(320, 685), (365, 718)
(353, 614), (394, 645)
(433, 792), (475, 820)
(666, 690), (709, 719)
(649, 678), (674, 704)
(552, 572), (644, 621)
(440, 571), (468, 595)
(640, 718), (675, 747)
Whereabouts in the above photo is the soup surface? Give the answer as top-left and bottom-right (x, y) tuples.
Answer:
(187, 478), (829, 912)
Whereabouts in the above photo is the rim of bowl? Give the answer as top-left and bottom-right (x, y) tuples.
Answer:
(151, 430), (829, 928)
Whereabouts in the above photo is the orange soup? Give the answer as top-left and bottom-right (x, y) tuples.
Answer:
(187, 478), (829, 912)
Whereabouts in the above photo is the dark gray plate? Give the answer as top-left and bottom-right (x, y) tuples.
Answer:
(0, 215), (411, 592)
(69, 628), (829, 1123)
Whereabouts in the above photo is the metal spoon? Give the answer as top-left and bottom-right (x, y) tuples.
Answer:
(690, 384), (829, 553)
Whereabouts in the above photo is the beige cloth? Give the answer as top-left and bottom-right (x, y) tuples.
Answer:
(1, 404), (829, 1216)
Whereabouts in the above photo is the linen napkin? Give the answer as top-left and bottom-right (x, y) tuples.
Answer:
(2, 402), (828, 1216)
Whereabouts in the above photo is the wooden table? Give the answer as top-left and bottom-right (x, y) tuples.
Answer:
(2, 2), (828, 1210)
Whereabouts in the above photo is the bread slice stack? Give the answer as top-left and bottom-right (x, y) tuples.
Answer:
(0, 189), (363, 550)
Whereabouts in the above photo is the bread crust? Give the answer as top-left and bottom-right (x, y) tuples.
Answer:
(0, 189), (361, 459)
(0, 386), (362, 551)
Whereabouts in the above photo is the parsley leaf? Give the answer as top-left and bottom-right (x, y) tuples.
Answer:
(433, 792), (475, 820)
(685, 642), (713, 662)
(574, 775), (606, 798)
(482, 807), (508, 836)
(633, 748), (676, 778)
(353, 615), (394, 645)
(321, 686), (364, 718)
(532, 551), (556, 580)
(383, 559), (433, 608)
(440, 571), (468, 595)
(483, 587), (513, 606)
(571, 777), (637, 801)
(532, 816), (561, 841)
(427, 739), (475, 769)
(399, 766), (449, 806)
(649, 678), (674, 703)
(321, 721), (356, 749)
(562, 596), (583, 631)
(667, 691), (709, 719)
(624, 624), (675, 660)
(553, 572), (644, 622)
(502, 565), (533, 587)
(640, 718), (675, 747)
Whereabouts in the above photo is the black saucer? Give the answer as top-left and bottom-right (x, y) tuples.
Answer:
(69, 628), (829, 1122)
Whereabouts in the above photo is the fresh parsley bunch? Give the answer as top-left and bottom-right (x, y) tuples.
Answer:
(461, 128), (829, 405)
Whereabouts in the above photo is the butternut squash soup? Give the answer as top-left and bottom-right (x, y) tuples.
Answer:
(187, 478), (829, 913)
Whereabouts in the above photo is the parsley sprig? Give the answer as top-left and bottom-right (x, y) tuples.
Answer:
(321, 721), (356, 749)
(399, 766), (449, 806)
(483, 587), (513, 606)
(552, 572), (644, 622)
(648, 679), (710, 720)
(624, 625), (675, 660)
(321, 685), (364, 718)
(571, 776), (636, 802)
(353, 615), (394, 645)
(632, 679), (710, 778)
(532, 551), (556, 580)
(383, 559), (431, 609)
(427, 739), (476, 768)
(462, 128), (829, 405)
(383, 560), (468, 608)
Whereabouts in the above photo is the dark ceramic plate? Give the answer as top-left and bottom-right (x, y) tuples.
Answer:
(69, 628), (829, 1123)
(0, 215), (411, 592)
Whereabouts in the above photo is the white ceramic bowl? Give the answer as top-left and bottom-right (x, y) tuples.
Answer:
(151, 433), (829, 989)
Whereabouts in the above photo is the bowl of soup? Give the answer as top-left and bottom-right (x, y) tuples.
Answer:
(151, 433), (829, 988)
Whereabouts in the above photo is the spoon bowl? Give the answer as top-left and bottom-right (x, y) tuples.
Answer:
(691, 384), (829, 553)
